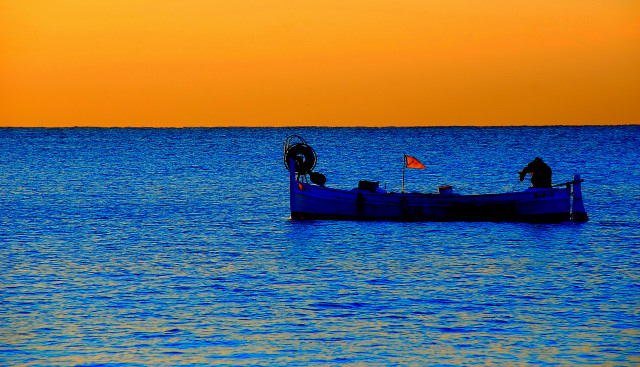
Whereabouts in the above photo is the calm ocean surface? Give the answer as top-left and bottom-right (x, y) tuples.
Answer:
(1, 126), (639, 366)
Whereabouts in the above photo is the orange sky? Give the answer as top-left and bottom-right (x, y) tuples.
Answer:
(1, 0), (639, 127)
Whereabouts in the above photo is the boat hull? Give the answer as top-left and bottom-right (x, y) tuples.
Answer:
(290, 181), (572, 223)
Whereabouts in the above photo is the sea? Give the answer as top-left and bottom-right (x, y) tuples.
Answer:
(1, 126), (639, 366)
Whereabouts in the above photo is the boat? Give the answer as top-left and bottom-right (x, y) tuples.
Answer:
(283, 135), (589, 223)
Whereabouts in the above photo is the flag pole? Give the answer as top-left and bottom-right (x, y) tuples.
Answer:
(402, 154), (405, 193)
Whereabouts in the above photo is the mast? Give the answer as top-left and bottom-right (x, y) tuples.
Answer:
(402, 154), (406, 193)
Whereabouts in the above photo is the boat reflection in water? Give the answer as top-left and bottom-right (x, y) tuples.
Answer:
(284, 135), (588, 223)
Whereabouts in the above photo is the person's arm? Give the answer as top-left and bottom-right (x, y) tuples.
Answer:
(519, 164), (531, 182)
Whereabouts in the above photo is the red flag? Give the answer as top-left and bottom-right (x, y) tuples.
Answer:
(405, 155), (425, 169)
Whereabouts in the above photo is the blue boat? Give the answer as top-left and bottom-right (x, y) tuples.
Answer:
(284, 135), (588, 223)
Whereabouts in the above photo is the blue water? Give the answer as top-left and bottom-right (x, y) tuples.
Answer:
(1, 126), (639, 366)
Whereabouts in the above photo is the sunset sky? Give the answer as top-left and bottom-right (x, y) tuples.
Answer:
(1, 0), (639, 127)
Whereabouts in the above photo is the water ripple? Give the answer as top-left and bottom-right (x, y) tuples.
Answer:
(1, 127), (639, 366)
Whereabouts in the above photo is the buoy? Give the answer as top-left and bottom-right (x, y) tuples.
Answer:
(571, 174), (589, 222)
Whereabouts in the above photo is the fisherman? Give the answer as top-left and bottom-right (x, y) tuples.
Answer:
(519, 157), (552, 188)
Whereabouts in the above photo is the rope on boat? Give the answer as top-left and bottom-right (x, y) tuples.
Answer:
(511, 180), (521, 192)
(552, 179), (584, 187)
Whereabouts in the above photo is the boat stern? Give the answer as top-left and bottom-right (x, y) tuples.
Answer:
(571, 174), (589, 222)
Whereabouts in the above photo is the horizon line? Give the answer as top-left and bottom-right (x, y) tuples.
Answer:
(1, 123), (638, 129)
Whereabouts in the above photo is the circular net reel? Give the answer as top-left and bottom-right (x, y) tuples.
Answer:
(283, 135), (317, 175)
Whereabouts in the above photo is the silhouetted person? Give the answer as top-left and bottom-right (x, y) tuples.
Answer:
(519, 157), (552, 188)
